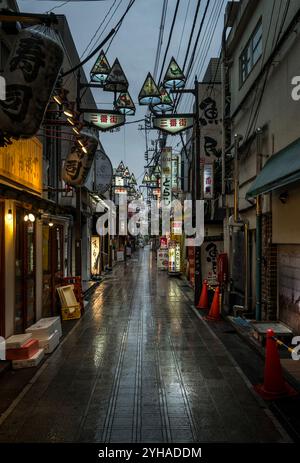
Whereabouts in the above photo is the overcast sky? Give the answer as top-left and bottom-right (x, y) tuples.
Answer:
(18, 0), (226, 182)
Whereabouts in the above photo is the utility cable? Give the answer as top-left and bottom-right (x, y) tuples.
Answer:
(61, 0), (135, 77)
(153, 0), (168, 81)
(157, 0), (181, 84)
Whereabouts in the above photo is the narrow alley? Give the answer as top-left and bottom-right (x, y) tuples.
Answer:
(0, 248), (288, 443)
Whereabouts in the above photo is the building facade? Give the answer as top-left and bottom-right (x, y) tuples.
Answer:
(223, 0), (300, 333)
(0, 5), (102, 338)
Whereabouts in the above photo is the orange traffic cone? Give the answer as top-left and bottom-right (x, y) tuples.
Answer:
(254, 329), (298, 400)
(197, 280), (209, 309)
(205, 286), (221, 321)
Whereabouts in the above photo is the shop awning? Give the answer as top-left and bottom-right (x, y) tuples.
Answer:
(246, 137), (300, 197)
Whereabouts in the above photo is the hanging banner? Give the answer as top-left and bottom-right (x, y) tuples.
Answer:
(153, 114), (194, 135)
(198, 83), (222, 160)
(94, 148), (113, 195)
(161, 147), (172, 206)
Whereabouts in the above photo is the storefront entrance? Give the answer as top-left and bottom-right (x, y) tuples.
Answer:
(42, 224), (64, 318)
(15, 207), (36, 334)
(0, 202), (5, 337)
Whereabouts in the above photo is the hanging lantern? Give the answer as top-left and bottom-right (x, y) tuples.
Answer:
(103, 58), (129, 92)
(90, 50), (110, 85)
(151, 85), (173, 112)
(142, 172), (150, 184)
(138, 72), (161, 105)
(116, 160), (126, 174)
(62, 127), (98, 187)
(163, 57), (185, 89)
(123, 166), (131, 177)
(0, 25), (64, 144)
(115, 91), (135, 115)
(130, 173), (137, 185)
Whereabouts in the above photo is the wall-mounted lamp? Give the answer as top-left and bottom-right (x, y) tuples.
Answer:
(6, 208), (13, 222)
(24, 213), (35, 222)
(49, 220), (54, 227)
(279, 191), (288, 204)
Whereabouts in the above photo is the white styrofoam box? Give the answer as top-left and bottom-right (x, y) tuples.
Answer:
(12, 348), (44, 370)
(6, 333), (33, 349)
(38, 330), (60, 354)
(41, 317), (62, 338)
(25, 317), (62, 340)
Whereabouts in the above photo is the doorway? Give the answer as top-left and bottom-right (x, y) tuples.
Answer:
(0, 202), (5, 337)
(42, 224), (64, 318)
(15, 207), (36, 334)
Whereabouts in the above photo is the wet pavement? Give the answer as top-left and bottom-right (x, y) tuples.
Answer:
(0, 247), (290, 442)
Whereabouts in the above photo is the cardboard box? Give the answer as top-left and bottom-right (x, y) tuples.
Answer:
(38, 330), (60, 354)
(6, 339), (39, 360)
(12, 348), (44, 370)
(26, 317), (61, 340)
(6, 333), (32, 349)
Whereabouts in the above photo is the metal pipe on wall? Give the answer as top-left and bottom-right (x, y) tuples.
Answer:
(256, 196), (262, 320)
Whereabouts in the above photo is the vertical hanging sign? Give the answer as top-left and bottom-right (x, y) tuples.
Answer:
(198, 83), (222, 161)
(161, 147), (172, 206)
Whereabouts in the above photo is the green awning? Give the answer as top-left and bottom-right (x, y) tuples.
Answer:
(247, 137), (300, 197)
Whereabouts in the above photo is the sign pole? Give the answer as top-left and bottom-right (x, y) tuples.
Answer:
(194, 76), (202, 307)
(75, 70), (82, 278)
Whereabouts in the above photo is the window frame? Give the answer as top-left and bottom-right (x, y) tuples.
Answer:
(239, 18), (263, 87)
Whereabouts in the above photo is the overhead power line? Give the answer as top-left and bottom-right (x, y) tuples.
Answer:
(61, 0), (135, 77)
(153, 0), (168, 81)
(158, 0), (181, 84)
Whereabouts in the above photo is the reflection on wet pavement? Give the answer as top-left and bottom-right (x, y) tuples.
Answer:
(0, 248), (287, 442)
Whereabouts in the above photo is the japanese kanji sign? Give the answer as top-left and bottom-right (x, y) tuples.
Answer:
(198, 84), (222, 160)
(83, 111), (125, 131)
(153, 114), (194, 135)
(161, 147), (172, 206)
(0, 137), (42, 195)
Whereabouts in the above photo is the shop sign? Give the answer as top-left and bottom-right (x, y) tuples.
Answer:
(153, 114), (194, 135)
(188, 246), (195, 287)
(84, 110), (125, 131)
(160, 237), (168, 249)
(94, 150), (113, 195)
(0, 137), (42, 195)
(172, 221), (182, 234)
(199, 83), (222, 160)
(157, 249), (168, 270)
(91, 236), (100, 276)
(115, 186), (127, 194)
(203, 162), (213, 199)
(201, 239), (223, 285)
(161, 147), (172, 206)
(168, 241), (181, 273)
(171, 153), (180, 190)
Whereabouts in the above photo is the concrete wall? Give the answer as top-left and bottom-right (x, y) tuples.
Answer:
(273, 184), (300, 244)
